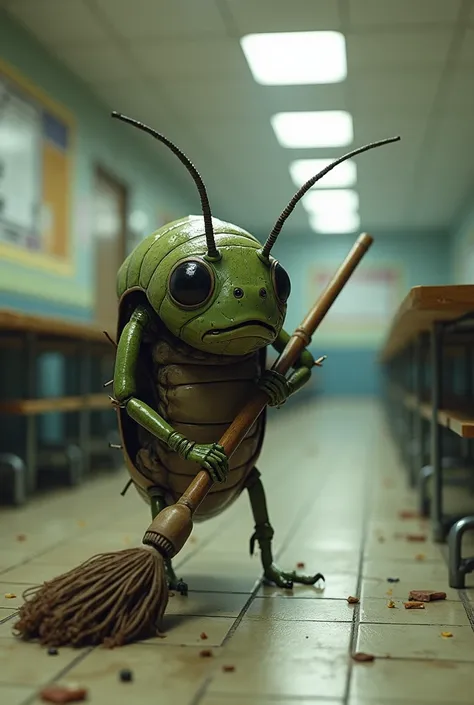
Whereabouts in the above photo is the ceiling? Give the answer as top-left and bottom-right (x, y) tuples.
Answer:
(2, 0), (474, 238)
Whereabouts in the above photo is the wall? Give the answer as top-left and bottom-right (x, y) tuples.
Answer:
(0, 11), (194, 321)
(270, 230), (451, 397)
(451, 199), (474, 284)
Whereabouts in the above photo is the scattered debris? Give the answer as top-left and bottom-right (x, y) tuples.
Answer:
(347, 596), (359, 604)
(415, 554), (425, 561)
(199, 649), (213, 658)
(47, 648), (58, 656)
(404, 601), (425, 609)
(352, 652), (375, 662)
(387, 600), (396, 608)
(409, 590), (446, 603)
(77, 520), (86, 528)
(386, 589), (393, 596)
(4, 593), (16, 599)
(377, 536), (385, 543)
(200, 632), (208, 640)
(222, 665), (235, 672)
(39, 684), (87, 703)
(119, 669), (133, 682)
(406, 534), (427, 542)
(441, 632), (453, 638)
(16, 534), (26, 542)
(398, 510), (419, 519)
(387, 578), (400, 583)
(297, 561), (305, 569)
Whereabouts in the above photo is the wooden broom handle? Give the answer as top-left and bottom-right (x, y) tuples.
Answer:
(178, 232), (374, 513)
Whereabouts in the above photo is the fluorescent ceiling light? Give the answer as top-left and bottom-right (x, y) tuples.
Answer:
(302, 189), (359, 214)
(240, 31), (347, 85)
(309, 210), (361, 234)
(289, 158), (357, 189)
(271, 111), (353, 148)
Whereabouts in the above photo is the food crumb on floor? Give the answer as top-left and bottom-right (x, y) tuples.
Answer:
(200, 632), (208, 640)
(199, 649), (213, 658)
(409, 590), (446, 602)
(404, 601), (425, 609)
(347, 595), (359, 604)
(39, 683), (88, 703)
(352, 652), (375, 662)
(387, 600), (396, 608)
(119, 669), (133, 682)
(4, 593), (16, 599)
(441, 632), (453, 638)
(222, 665), (235, 672)
(16, 533), (26, 541)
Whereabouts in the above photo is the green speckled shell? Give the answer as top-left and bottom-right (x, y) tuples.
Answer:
(117, 215), (261, 302)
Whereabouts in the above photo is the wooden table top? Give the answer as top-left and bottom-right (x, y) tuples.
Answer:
(380, 285), (474, 361)
(0, 307), (113, 343)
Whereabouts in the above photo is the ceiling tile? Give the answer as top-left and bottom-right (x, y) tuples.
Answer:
(93, 0), (227, 39)
(223, 0), (342, 33)
(348, 0), (462, 27)
(51, 45), (138, 82)
(5, 0), (110, 46)
(438, 69), (474, 112)
(346, 30), (453, 69)
(347, 69), (440, 114)
(456, 27), (474, 66)
(129, 38), (247, 79)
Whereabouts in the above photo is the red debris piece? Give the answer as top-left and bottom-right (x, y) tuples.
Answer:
(352, 652), (375, 662)
(398, 510), (420, 519)
(404, 601), (425, 609)
(199, 649), (213, 658)
(40, 685), (87, 703)
(406, 534), (427, 542)
(200, 632), (208, 640)
(347, 596), (360, 604)
(409, 590), (447, 602)
(16, 534), (26, 542)
(296, 562), (305, 569)
(222, 665), (235, 672)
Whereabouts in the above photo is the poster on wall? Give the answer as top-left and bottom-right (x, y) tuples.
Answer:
(0, 60), (75, 272)
(307, 264), (405, 347)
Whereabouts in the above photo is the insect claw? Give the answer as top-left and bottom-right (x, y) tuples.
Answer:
(108, 395), (125, 409)
(103, 379), (113, 387)
(314, 355), (327, 367)
(109, 443), (122, 449)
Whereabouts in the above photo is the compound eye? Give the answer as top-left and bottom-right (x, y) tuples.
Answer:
(168, 258), (215, 309)
(272, 261), (291, 304)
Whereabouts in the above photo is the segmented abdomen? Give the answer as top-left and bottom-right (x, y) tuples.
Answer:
(135, 337), (265, 520)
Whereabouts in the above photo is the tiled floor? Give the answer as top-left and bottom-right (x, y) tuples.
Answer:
(1, 397), (474, 704)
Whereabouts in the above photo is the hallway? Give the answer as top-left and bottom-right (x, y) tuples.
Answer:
(1, 398), (473, 704)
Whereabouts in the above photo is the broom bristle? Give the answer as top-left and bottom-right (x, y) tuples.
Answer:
(13, 547), (168, 648)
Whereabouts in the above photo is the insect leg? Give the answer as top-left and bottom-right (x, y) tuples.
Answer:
(148, 488), (188, 596)
(246, 468), (324, 590)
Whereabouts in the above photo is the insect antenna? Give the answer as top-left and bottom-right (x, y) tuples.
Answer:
(261, 135), (401, 259)
(111, 112), (220, 260)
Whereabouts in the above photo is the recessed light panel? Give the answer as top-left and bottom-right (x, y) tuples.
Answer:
(240, 31), (347, 85)
(308, 210), (361, 234)
(271, 111), (353, 148)
(289, 158), (357, 189)
(302, 189), (359, 214)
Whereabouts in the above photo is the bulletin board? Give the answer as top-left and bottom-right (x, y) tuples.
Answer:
(0, 58), (75, 274)
(307, 263), (405, 347)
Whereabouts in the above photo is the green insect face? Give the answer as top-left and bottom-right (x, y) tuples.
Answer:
(149, 241), (289, 356)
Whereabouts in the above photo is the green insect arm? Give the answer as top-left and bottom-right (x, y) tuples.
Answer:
(257, 328), (316, 407)
(113, 304), (228, 481)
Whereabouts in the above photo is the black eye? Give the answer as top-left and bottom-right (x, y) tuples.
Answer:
(168, 258), (214, 308)
(272, 262), (291, 304)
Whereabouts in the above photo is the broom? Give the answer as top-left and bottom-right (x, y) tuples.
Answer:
(14, 232), (373, 648)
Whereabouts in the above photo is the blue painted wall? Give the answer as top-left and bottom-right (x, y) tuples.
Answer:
(270, 230), (451, 397)
(0, 11), (194, 320)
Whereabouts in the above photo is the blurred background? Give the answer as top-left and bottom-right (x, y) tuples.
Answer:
(0, 0), (473, 503)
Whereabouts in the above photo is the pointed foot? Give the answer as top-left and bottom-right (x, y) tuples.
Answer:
(263, 564), (325, 590)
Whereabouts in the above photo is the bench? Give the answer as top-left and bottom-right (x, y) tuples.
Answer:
(0, 308), (121, 505)
(380, 285), (474, 589)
